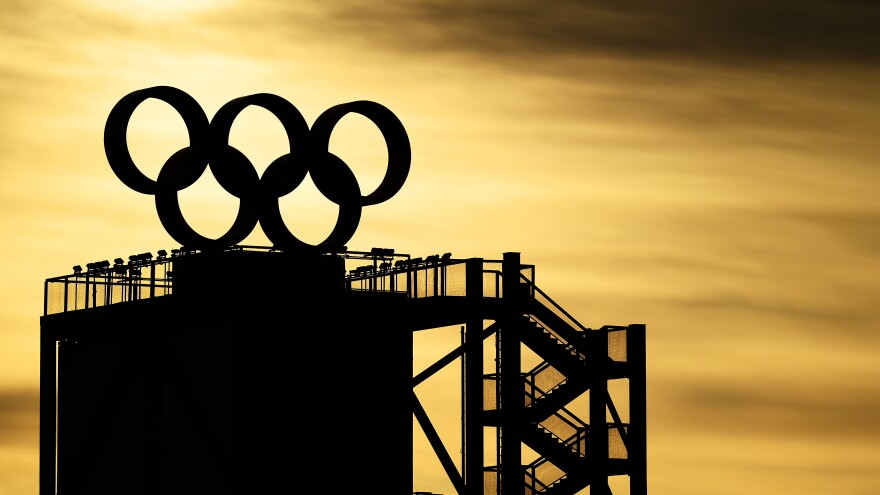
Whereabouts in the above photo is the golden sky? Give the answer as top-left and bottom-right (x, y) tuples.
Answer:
(2, 1), (880, 493)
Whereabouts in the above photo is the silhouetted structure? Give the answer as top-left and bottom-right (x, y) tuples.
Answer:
(41, 246), (646, 494)
(40, 86), (647, 494)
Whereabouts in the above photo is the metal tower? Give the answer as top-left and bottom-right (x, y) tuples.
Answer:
(42, 247), (646, 494)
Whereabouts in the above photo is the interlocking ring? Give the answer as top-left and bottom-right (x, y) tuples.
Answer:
(104, 86), (411, 253)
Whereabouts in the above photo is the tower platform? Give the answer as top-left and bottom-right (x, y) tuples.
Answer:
(41, 246), (646, 495)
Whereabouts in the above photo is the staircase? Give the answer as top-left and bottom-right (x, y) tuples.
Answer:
(484, 282), (632, 495)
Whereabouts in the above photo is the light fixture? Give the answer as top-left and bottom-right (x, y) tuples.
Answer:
(72, 265), (82, 274)
(370, 247), (394, 257)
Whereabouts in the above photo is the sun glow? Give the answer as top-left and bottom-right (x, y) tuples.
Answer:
(90, 0), (233, 21)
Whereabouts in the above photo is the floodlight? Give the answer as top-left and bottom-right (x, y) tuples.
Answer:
(370, 247), (394, 257)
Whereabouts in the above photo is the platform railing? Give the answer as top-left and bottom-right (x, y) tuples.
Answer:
(345, 259), (535, 300)
(43, 257), (174, 315)
(45, 246), (538, 315)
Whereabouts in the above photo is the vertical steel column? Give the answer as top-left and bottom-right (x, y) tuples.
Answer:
(464, 258), (484, 495)
(500, 252), (522, 495)
(55, 338), (78, 494)
(150, 261), (156, 299)
(39, 333), (56, 495)
(628, 324), (647, 495)
(231, 313), (244, 494)
(461, 325), (466, 478)
(590, 329), (610, 495)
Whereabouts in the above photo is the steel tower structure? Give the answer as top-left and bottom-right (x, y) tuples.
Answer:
(43, 86), (646, 494)
(42, 246), (646, 494)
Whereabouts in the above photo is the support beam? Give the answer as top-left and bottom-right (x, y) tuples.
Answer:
(500, 252), (523, 494)
(39, 333), (56, 495)
(414, 323), (500, 388)
(413, 392), (465, 495)
(464, 258), (484, 495)
(590, 329), (610, 495)
(628, 324), (647, 495)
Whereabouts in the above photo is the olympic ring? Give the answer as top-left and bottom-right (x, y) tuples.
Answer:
(104, 86), (411, 253)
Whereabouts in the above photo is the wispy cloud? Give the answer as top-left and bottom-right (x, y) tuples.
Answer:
(1, 2), (879, 494)
(245, 0), (880, 66)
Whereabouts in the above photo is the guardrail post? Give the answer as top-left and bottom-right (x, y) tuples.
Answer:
(150, 261), (156, 299)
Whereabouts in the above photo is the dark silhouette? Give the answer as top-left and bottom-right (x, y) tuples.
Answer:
(42, 247), (646, 494)
(40, 88), (646, 495)
(104, 86), (411, 253)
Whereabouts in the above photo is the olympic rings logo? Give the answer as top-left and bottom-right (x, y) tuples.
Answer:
(104, 86), (410, 253)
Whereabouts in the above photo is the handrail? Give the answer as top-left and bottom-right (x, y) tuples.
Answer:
(44, 257), (174, 315)
(525, 315), (587, 362)
(522, 465), (553, 493)
(523, 362), (567, 401)
(521, 274), (588, 332)
(523, 376), (588, 439)
(525, 384), (584, 425)
(524, 456), (564, 492)
(46, 249), (543, 314)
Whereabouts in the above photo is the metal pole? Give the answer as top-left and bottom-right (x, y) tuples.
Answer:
(590, 329), (610, 495)
(464, 258), (484, 495)
(150, 261), (156, 299)
(628, 324), (647, 495)
(500, 252), (522, 495)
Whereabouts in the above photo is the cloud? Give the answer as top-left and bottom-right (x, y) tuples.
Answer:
(0, 388), (39, 445)
(662, 376), (880, 440)
(290, 0), (880, 67)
